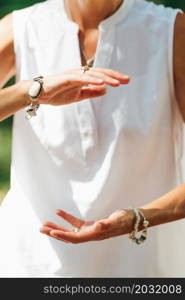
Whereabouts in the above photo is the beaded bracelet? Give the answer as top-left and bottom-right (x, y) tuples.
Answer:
(128, 208), (149, 245)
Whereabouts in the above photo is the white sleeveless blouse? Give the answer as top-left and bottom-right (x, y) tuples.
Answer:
(0, 0), (185, 277)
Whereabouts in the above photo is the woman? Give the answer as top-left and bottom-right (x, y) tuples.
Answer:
(0, 0), (185, 277)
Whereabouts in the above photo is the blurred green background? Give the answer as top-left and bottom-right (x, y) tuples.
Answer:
(0, 0), (185, 201)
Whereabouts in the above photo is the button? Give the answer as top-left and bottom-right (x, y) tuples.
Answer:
(83, 131), (89, 137)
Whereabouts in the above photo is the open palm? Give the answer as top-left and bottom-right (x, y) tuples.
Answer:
(40, 209), (133, 244)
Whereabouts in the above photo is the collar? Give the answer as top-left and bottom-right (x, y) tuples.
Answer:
(59, 0), (135, 30)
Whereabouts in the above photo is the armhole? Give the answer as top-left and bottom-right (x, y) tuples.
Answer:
(12, 11), (18, 57)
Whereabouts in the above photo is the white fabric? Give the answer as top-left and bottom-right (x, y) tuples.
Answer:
(0, 0), (185, 277)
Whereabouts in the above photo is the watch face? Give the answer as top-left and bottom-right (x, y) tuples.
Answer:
(28, 80), (42, 99)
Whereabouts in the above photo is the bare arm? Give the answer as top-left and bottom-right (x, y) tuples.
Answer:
(174, 12), (185, 121)
(40, 184), (185, 244)
(0, 14), (30, 120)
(0, 14), (15, 87)
(140, 184), (185, 228)
(0, 14), (130, 121)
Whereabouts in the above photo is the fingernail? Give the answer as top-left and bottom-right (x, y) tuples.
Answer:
(56, 209), (64, 214)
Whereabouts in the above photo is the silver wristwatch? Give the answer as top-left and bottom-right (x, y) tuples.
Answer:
(26, 76), (44, 120)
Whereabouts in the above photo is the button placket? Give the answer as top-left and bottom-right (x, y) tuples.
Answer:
(75, 102), (97, 162)
(74, 25), (116, 164)
(93, 26), (116, 68)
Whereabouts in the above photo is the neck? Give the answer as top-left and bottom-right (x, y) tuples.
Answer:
(64, 0), (124, 29)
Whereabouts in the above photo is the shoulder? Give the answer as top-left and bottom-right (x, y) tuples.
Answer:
(11, 0), (66, 51)
(131, 0), (180, 24)
(174, 12), (185, 80)
(12, 0), (62, 21)
(173, 12), (185, 121)
(0, 14), (13, 52)
(174, 12), (185, 44)
(0, 14), (15, 87)
(0, 13), (13, 38)
(12, 0), (65, 39)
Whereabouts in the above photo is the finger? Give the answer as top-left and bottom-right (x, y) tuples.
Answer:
(91, 68), (130, 84)
(49, 229), (98, 244)
(64, 74), (104, 87)
(49, 227), (116, 243)
(65, 68), (130, 84)
(86, 70), (121, 86)
(56, 209), (85, 228)
(42, 221), (73, 232)
(40, 226), (71, 243)
(79, 86), (107, 100)
(40, 225), (53, 235)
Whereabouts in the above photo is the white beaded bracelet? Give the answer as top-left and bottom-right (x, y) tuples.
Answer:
(128, 208), (149, 245)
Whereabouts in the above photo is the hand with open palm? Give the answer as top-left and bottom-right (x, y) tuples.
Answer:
(40, 209), (134, 244)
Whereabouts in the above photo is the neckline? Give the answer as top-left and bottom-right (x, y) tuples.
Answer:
(60, 0), (135, 30)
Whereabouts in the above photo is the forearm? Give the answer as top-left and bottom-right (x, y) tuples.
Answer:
(0, 80), (31, 121)
(140, 184), (185, 229)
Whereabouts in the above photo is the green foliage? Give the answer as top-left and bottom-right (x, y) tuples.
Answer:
(148, 0), (185, 9)
(0, 0), (185, 196)
(0, 119), (12, 190)
(0, 0), (44, 17)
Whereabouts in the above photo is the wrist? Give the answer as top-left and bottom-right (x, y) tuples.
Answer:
(120, 209), (136, 234)
(17, 80), (32, 107)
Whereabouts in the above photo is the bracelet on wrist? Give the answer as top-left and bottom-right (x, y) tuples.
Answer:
(25, 76), (44, 120)
(128, 208), (149, 245)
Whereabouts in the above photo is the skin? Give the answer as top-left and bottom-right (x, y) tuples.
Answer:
(174, 12), (185, 121)
(1, 0), (185, 244)
(40, 184), (185, 243)
(0, 13), (130, 121)
(64, 0), (124, 64)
